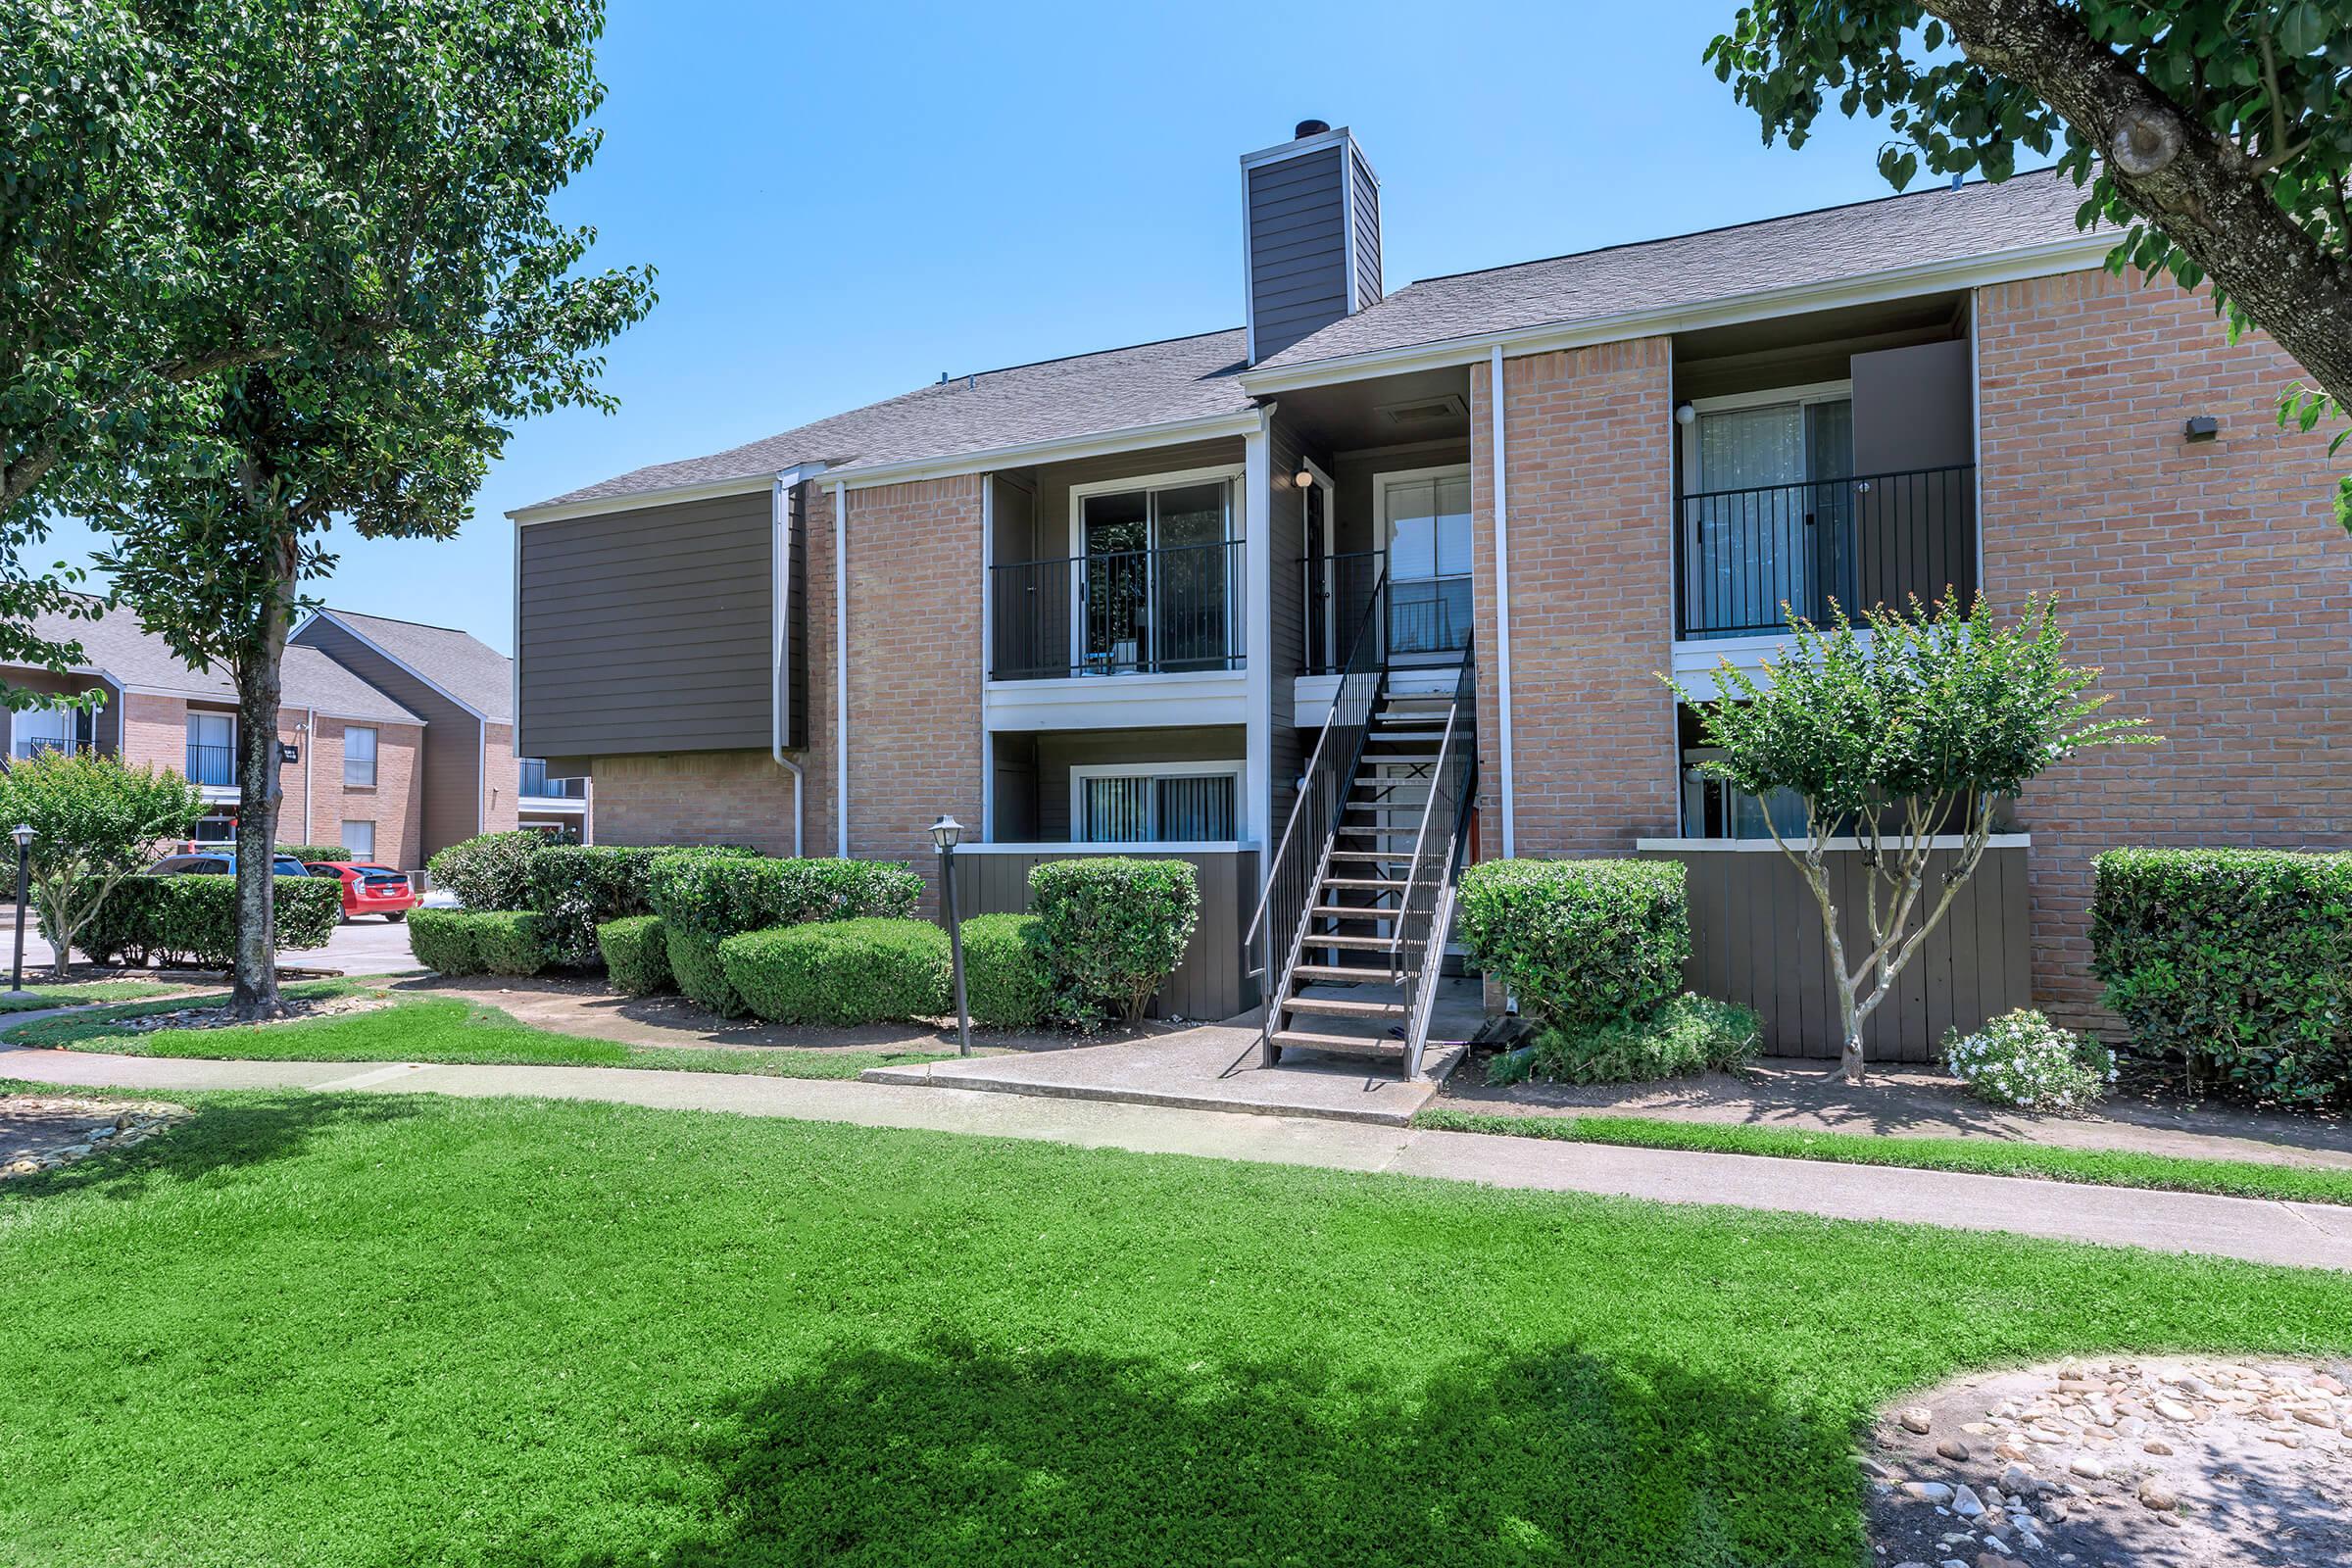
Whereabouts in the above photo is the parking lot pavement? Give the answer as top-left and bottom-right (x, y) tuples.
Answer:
(10, 909), (421, 978)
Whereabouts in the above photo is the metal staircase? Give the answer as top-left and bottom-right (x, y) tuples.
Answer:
(1245, 571), (1478, 1080)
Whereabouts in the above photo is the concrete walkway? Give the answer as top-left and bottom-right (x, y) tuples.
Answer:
(6, 1043), (2351, 1272)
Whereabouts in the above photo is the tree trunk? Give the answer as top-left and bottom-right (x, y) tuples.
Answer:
(228, 574), (294, 1021)
(1926, 0), (2352, 413)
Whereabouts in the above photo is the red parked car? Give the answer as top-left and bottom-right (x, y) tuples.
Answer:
(305, 861), (420, 922)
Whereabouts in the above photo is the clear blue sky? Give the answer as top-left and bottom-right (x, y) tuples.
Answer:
(47, 0), (1920, 654)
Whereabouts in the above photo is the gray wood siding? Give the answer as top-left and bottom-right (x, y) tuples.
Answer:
(515, 491), (774, 758)
(1249, 148), (1350, 362)
(1348, 143), (1382, 309)
(954, 847), (1259, 1020)
(292, 619), (483, 858)
(1637, 842), (2031, 1062)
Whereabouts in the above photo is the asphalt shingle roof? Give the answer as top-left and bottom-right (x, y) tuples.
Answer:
(529, 329), (1253, 511)
(531, 170), (2097, 513)
(1254, 168), (2093, 370)
(24, 602), (423, 724)
(316, 610), (514, 722)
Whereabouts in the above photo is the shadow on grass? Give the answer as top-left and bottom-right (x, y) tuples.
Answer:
(0, 1092), (424, 1202)
(507, 1335), (1869, 1567)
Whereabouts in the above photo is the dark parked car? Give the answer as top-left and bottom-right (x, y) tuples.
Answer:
(149, 853), (312, 878)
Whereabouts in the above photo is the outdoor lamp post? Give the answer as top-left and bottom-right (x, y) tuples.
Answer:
(930, 814), (971, 1057)
(7, 823), (34, 1000)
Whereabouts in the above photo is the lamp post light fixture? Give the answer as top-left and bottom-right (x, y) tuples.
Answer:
(7, 823), (33, 1000)
(930, 814), (972, 1057)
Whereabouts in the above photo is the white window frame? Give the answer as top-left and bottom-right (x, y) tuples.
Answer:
(1677, 379), (1854, 496)
(1371, 462), (1473, 666)
(1064, 464), (1244, 676)
(339, 819), (376, 860)
(1069, 759), (1247, 844)
(13, 703), (75, 758)
(343, 725), (377, 787)
(185, 710), (236, 787)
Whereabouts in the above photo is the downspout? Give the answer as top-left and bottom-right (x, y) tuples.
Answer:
(769, 470), (804, 856)
(1490, 346), (1516, 858)
(303, 706), (316, 842)
(833, 479), (850, 858)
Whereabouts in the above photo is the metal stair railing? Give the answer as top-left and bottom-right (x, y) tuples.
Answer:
(1244, 568), (1388, 1066)
(1389, 641), (1478, 1080)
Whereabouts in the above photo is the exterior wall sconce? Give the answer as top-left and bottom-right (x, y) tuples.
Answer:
(1292, 468), (1314, 488)
(2184, 416), (2220, 443)
(1675, 403), (1697, 426)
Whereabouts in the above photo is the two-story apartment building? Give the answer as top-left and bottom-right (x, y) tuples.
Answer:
(512, 121), (2352, 1056)
(2, 601), (590, 866)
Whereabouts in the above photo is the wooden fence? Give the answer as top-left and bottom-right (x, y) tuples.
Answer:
(1635, 838), (2032, 1063)
(948, 845), (1261, 1023)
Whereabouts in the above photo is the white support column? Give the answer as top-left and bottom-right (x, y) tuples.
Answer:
(979, 473), (995, 841)
(833, 480), (850, 858)
(1490, 346), (1517, 858)
(1243, 410), (1274, 874)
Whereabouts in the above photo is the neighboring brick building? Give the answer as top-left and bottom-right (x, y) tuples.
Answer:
(511, 121), (2352, 1043)
(2, 602), (589, 869)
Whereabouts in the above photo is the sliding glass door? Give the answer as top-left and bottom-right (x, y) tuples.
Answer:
(1380, 466), (1472, 660)
(1076, 477), (1236, 675)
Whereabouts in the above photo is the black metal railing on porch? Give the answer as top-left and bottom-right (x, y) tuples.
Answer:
(1676, 464), (1976, 639)
(518, 759), (587, 800)
(1299, 550), (1472, 674)
(185, 743), (235, 787)
(991, 538), (1245, 680)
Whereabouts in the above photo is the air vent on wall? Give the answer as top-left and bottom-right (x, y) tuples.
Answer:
(1376, 392), (1469, 427)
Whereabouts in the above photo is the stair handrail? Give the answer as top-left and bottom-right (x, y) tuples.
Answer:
(1244, 567), (1388, 1061)
(1391, 641), (1478, 1079)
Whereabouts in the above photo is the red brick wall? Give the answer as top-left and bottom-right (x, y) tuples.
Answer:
(1469, 339), (1682, 859)
(589, 749), (807, 855)
(1978, 269), (2352, 1023)
(276, 715), (426, 867)
(479, 721), (517, 834)
(121, 693), (197, 775)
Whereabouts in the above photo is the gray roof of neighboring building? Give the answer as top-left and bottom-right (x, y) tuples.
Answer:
(528, 328), (1253, 511)
(19, 602), (423, 724)
(1253, 167), (2092, 370)
(313, 610), (515, 722)
(530, 170), (2096, 513)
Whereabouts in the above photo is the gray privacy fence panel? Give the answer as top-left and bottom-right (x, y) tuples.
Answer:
(948, 848), (1260, 1023)
(1636, 842), (2031, 1062)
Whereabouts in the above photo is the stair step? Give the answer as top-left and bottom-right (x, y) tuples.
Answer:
(1326, 849), (1407, 861)
(1320, 876), (1406, 891)
(1366, 730), (1446, 743)
(1308, 905), (1393, 920)
(1291, 962), (1400, 983)
(1284, 994), (1409, 1020)
(1271, 1029), (1406, 1058)
(1296, 933), (1397, 951)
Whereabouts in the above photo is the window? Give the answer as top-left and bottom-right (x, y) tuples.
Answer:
(12, 704), (75, 760)
(1071, 471), (1240, 675)
(193, 814), (235, 845)
(340, 820), (375, 860)
(1073, 762), (1243, 844)
(1377, 466), (1473, 658)
(186, 711), (235, 787)
(1680, 382), (1856, 637)
(343, 726), (377, 787)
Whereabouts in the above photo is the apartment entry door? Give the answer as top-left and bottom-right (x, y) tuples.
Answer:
(1076, 477), (1234, 675)
(1377, 465), (1471, 662)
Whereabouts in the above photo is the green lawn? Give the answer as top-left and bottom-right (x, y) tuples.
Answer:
(1, 1087), (2346, 1566)
(3, 987), (948, 1080)
(0, 977), (192, 1012)
(1413, 1105), (2352, 1207)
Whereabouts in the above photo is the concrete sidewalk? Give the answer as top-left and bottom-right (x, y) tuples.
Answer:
(6, 1043), (2350, 1272)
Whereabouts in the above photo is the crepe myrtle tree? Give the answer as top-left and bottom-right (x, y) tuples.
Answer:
(1672, 595), (2151, 1084)
(0, 752), (202, 981)
(65, 0), (653, 1020)
(1707, 0), (2352, 525)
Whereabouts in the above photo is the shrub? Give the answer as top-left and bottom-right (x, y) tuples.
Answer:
(645, 854), (921, 1015)
(596, 915), (671, 995)
(1, 751), (204, 978)
(1456, 859), (1690, 1032)
(525, 844), (664, 967)
(427, 830), (543, 911)
(408, 907), (485, 976)
(277, 843), (353, 863)
(2091, 848), (2352, 1105)
(1944, 1008), (2117, 1113)
(80, 874), (340, 968)
(961, 912), (1050, 1029)
(406, 909), (549, 977)
(1028, 858), (1200, 1025)
(1495, 994), (1762, 1086)
(719, 918), (950, 1026)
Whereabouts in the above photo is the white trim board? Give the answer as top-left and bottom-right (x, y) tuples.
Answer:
(1638, 834), (2030, 853)
(984, 668), (1249, 733)
(960, 840), (1262, 856)
(1068, 758), (1249, 843)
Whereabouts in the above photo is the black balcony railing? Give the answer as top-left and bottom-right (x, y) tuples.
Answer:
(1676, 464), (1977, 639)
(519, 759), (587, 800)
(991, 538), (1245, 681)
(185, 743), (235, 787)
(1300, 550), (1473, 674)
(10, 738), (74, 761)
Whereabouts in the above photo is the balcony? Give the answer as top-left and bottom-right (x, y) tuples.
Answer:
(10, 738), (75, 761)
(1676, 464), (1976, 640)
(1299, 551), (1472, 675)
(185, 743), (235, 788)
(990, 538), (1245, 682)
(519, 759), (586, 800)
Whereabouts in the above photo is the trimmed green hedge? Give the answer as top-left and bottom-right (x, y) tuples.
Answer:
(596, 915), (672, 995)
(408, 909), (550, 978)
(646, 855), (923, 1015)
(962, 912), (1050, 1029)
(276, 843), (353, 863)
(1457, 859), (1690, 1031)
(718, 918), (950, 1025)
(2091, 848), (2352, 1105)
(524, 845), (689, 967)
(78, 874), (341, 968)
(1496, 994), (1762, 1086)
(426, 830), (543, 911)
(1029, 858), (1200, 1026)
